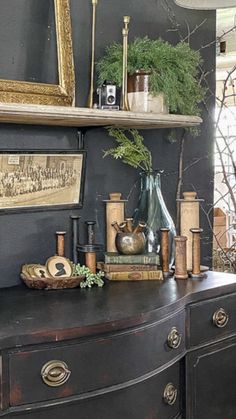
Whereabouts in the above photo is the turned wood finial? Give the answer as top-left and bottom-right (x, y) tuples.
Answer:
(183, 191), (197, 201)
(109, 192), (122, 201)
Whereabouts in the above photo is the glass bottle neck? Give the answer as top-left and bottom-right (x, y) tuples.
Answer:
(140, 171), (161, 190)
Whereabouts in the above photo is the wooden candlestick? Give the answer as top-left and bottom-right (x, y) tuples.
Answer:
(121, 16), (130, 111)
(190, 228), (204, 277)
(174, 236), (188, 280)
(55, 231), (66, 257)
(160, 228), (170, 275)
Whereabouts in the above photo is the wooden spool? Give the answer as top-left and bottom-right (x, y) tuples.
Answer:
(190, 228), (204, 277)
(174, 236), (188, 280)
(160, 228), (170, 275)
(55, 231), (66, 257)
(103, 193), (126, 252)
(178, 192), (203, 271)
(85, 252), (97, 274)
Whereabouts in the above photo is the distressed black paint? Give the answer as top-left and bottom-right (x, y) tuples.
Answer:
(1, 272), (236, 418)
(0, 0), (215, 287)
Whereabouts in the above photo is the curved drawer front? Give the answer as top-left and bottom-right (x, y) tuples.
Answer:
(187, 292), (236, 348)
(9, 362), (181, 419)
(8, 311), (185, 406)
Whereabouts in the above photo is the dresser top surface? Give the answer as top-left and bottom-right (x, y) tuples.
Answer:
(0, 271), (236, 349)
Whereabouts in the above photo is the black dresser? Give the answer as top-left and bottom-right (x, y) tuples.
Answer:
(1, 271), (236, 418)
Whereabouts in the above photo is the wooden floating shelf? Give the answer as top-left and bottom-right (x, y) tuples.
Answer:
(0, 103), (202, 129)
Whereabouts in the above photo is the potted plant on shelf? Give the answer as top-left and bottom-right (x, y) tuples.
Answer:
(97, 37), (205, 116)
(104, 127), (176, 267)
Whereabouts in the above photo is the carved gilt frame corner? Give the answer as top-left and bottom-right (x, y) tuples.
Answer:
(0, 0), (75, 106)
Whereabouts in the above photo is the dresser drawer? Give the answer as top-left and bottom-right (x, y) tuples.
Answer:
(8, 361), (181, 419)
(8, 311), (185, 406)
(187, 292), (236, 348)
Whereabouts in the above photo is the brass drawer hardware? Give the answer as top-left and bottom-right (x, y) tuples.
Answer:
(41, 360), (71, 387)
(163, 383), (178, 405)
(167, 327), (182, 349)
(212, 308), (229, 328)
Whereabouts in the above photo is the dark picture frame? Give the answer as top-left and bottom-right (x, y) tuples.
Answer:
(0, 150), (86, 213)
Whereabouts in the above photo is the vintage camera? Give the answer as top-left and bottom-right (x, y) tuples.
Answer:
(97, 82), (119, 110)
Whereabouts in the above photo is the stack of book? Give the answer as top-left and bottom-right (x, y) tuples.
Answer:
(98, 252), (163, 281)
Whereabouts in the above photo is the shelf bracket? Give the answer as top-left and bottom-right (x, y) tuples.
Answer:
(77, 129), (86, 150)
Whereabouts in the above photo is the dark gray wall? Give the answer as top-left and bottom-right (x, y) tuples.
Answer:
(0, 0), (215, 287)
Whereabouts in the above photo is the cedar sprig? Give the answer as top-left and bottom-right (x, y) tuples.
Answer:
(97, 37), (205, 119)
(104, 128), (152, 172)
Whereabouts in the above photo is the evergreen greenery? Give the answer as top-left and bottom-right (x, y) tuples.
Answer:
(73, 264), (105, 288)
(97, 37), (205, 116)
(104, 128), (152, 171)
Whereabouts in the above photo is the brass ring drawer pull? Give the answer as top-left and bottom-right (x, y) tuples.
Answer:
(167, 327), (182, 349)
(212, 308), (229, 328)
(41, 360), (71, 387)
(163, 383), (178, 405)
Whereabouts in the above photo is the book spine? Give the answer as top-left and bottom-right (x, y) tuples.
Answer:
(104, 254), (160, 265)
(97, 263), (158, 272)
(106, 270), (163, 281)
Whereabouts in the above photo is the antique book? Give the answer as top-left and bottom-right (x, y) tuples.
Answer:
(106, 270), (163, 281)
(97, 262), (159, 272)
(104, 252), (160, 265)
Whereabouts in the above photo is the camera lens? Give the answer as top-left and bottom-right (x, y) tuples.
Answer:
(107, 95), (115, 104)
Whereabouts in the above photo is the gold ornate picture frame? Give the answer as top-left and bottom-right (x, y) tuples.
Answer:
(0, 0), (75, 106)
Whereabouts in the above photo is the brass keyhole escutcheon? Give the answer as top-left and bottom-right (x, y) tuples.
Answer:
(167, 327), (182, 349)
(212, 308), (229, 328)
(41, 360), (71, 387)
(163, 383), (178, 405)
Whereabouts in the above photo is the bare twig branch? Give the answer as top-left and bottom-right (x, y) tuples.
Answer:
(182, 19), (207, 43)
(175, 130), (186, 233)
(161, 1), (236, 271)
(198, 24), (236, 51)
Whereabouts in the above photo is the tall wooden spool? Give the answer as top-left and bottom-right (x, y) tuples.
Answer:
(103, 193), (127, 252)
(178, 192), (203, 271)
(174, 236), (188, 280)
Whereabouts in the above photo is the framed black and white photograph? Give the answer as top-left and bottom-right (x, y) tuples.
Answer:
(0, 150), (86, 212)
